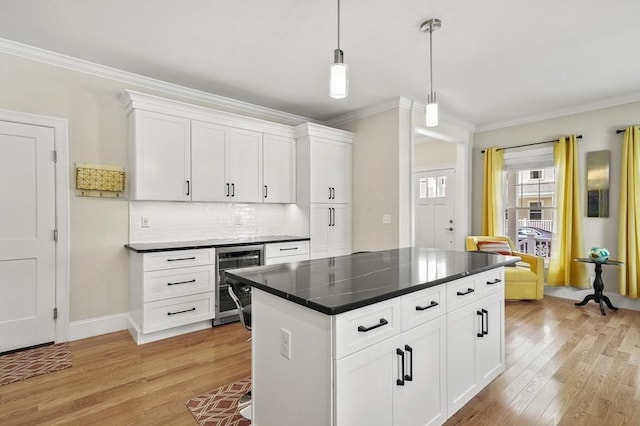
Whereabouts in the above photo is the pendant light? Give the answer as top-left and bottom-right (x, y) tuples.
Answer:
(330, 0), (348, 98)
(420, 18), (441, 126)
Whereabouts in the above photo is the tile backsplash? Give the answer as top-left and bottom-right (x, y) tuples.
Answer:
(129, 201), (308, 243)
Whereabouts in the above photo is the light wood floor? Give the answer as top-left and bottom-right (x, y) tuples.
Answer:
(1, 296), (639, 425)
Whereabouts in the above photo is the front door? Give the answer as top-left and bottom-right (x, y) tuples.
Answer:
(0, 121), (57, 353)
(414, 169), (455, 250)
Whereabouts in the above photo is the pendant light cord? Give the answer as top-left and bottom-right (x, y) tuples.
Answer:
(429, 22), (433, 95)
(337, 0), (341, 51)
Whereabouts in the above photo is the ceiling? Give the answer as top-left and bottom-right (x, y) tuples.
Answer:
(1, 0), (639, 129)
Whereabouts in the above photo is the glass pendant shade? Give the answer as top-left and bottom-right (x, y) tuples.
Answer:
(426, 101), (439, 127)
(330, 62), (348, 99)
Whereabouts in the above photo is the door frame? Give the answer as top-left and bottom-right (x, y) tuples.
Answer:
(410, 125), (470, 251)
(1, 109), (70, 343)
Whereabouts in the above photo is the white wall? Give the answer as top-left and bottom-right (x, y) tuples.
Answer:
(338, 108), (401, 252)
(473, 101), (640, 307)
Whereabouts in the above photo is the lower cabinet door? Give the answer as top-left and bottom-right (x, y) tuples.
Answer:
(394, 316), (447, 426)
(446, 302), (479, 415)
(476, 293), (505, 388)
(335, 336), (397, 426)
(336, 316), (448, 426)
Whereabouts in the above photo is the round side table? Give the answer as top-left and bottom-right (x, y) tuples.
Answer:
(574, 258), (624, 315)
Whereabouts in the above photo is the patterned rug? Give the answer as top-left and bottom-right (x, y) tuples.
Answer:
(186, 377), (252, 426)
(0, 343), (72, 386)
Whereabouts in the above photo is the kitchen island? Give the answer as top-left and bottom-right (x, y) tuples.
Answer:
(225, 247), (519, 426)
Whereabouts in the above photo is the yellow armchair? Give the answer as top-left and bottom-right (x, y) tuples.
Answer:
(466, 236), (544, 300)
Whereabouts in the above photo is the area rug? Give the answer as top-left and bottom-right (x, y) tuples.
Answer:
(186, 377), (251, 426)
(0, 343), (72, 386)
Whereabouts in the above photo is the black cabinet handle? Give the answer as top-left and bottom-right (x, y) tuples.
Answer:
(456, 288), (475, 296)
(279, 247), (299, 251)
(186, 180), (190, 196)
(328, 208), (332, 226)
(477, 310), (484, 337)
(487, 279), (501, 285)
(396, 348), (405, 386)
(167, 279), (196, 286)
(167, 307), (196, 316)
(415, 301), (439, 311)
(167, 257), (196, 262)
(264, 185), (268, 198)
(329, 187), (332, 200)
(226, 183), (230, 197)
(357, 318), (388, 333)
(332, 208), (335, 226)
(482, 308), (489, 335)
(331, 187), (335, 199)
(404, 344), (413, 381)
(231, 183), (235, 197)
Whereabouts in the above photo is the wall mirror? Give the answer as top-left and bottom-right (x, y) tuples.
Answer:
(586, 150), (610, 217)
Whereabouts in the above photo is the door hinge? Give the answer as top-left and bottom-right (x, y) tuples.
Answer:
(53, 308), (58, 320)
(53, 150), (58, 163)
(53, 229), (58, 241)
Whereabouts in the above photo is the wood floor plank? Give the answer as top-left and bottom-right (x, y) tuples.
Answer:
(1, 296), (639, 425)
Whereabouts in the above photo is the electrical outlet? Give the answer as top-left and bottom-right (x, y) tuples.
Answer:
(280, 328), (291, 360)
(382, 214), (391, 224)
(141, 216), (150, 228)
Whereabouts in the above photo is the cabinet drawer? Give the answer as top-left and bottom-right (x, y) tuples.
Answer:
(474, 268), (505, 296)
(334, 298), (401, 359)
(265, 241), (310, 259)
(143, 265), (215, 302)
(143, 249), (214, 271)
(401, 285), (446, 331)
(446, 276), (478, 311)
(143, 293), (214, 333)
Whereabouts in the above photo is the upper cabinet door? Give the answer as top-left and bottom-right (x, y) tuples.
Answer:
(227, 128), (262, 203)
(310, 138), (351, 204)
(191, 121), (227, 201)
(309, 139), (331, 203)
(130, 110), (191, 201)
(263, 134), (295, 204)
(327, 141), (351, 204)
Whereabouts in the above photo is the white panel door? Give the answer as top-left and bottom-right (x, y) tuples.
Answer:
(329, 204), (350, 257)
(191, 120), (227, 201)
(328, 141), (351, 204)
(0, 121), (56, 352)
(227, 128), (262, 202)
(310, 139), (331, 203)
(309, 204), (330, 259)
(263, 134), (295, 203)
(415, 169), (455, 249)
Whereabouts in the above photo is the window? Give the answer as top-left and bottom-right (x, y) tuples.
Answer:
(529, 201), (542, 220)
(502, 146), (555, 258)
(418, 176), (446, 199)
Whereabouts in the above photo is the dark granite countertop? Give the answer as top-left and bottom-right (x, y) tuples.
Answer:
(124, 235), (309, 253)
(225, 247), (519, 315)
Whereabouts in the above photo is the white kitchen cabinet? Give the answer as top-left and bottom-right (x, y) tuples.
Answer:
(447, 272), (505, 415)
(264, 240), (309, 265)
(251, 266), (505, 426)
(191, 121), (263, 203)
(122, 90), (296, 204)
(310, 138), (351, 204)
(336, 315), (447, 426)
(310, 204), (350, 259)
(128, 248), (215, 344)
(263, 134), (296, 203)
(128, 109), (191, 201)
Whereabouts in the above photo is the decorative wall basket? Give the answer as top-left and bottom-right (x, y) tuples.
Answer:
(76, 163), (125, 198)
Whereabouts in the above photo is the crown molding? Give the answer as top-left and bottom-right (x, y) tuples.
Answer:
(324, 97), (413, 127)
(475, 92), (640, 133)
(294, 122), (355, 143)
(0, 38), (313, 127)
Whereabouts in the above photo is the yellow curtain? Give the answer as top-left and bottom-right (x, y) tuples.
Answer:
(547, 135), (589, 287)
(481, 148), (504, 236)
(618, 125), (640, 298)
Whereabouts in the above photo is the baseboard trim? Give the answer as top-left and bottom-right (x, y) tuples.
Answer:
(544, 286), (640, 312)
(68, 313), (129, 341)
